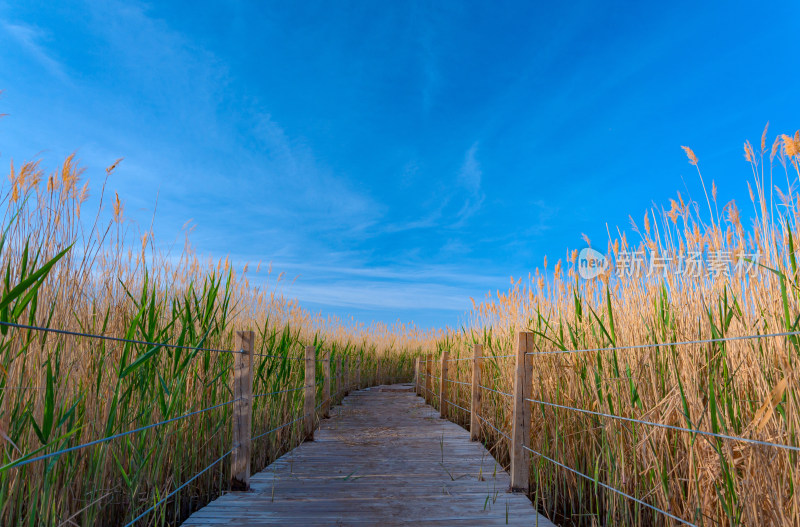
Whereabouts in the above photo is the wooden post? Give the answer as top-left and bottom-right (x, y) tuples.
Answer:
(356, 359), (362, 389)
(425, 354), (432, 405)
(470, 343), (482, 441)
(418, 358), (425, 396)
(323, 352), (331, 417)
(336, 357), (342, 398)
(376, 358), (381, 386)
(414, 357), (421, 396)
(304, 344), (316, 440)
(511, 332), (533, 492)
(231, 330), (254, 491)
(344, 358), (350, 394)
(440, 351), (449, 419)
(278, 388), (289, 444)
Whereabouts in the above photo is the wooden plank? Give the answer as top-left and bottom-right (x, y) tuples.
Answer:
(510, 332), (533, 492)
(185, 383), (555, 526)
(470, 343), (482, 441)
(230, 330), (253, 491)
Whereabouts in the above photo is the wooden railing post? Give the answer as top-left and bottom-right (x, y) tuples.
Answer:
(418, 357), (424, 396)
(470, 343), (482, 441)
(414, 357), (421, 396)
(344, 358), (350, 394)
(304, 344), (316, 440)
(323, 352), (331, 417)
(511, 332), (533, 492)
(425, 354), (432, 405)
(231, 330), (253, 491)
(336, 357), (342, 399)
(440, 351), (449, 419)
(376, 358), (381, 385)
(356, 359), (362, 389)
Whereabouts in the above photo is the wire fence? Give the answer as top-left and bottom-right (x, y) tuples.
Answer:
(0, 320), (364, 525)
(123, 448), (235, 527)
(0, 320), (239, 354)
(252, 413), (307, 442)
(520, 443), (695, 526)
(442, 397), (470, 414)
(413, 330), (800, 526)
(525, 329), (800, 356)
(479, 384), (512, 398)
(524, 396), (800, 452)
(254, 386), (304, 398)
(1, 398), (240, 470)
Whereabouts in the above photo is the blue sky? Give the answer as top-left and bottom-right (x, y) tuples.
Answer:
(1, 1), (799, 329)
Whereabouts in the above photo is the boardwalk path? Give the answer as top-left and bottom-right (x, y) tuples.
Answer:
(184, 384), (554, 526)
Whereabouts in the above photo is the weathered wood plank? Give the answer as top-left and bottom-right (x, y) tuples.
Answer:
(184, 384), (554, 526)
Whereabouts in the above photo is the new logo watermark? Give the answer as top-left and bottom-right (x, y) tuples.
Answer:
(578, 248), (608, 280)
(574, 248), (762, 280)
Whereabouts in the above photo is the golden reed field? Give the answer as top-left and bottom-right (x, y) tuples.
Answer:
(0, 118), (433, 523)
(1, 114), (800, 525)
(433, 126), (800, 526)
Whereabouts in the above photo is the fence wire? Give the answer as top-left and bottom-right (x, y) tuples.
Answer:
(2, 398), (240, 470)
(123, 448), (234, 527)
(526, 397), (800, 452)
(521, 444), (696, 526)
(479, 384), (512, 398)
(254, 386), (303, 398)
(475, 413), (510, 442)
(443, 397), (470, 414)
(528, 329), (800, 356)
(0, 320), (239, 354)
(252, 413), (307, 441)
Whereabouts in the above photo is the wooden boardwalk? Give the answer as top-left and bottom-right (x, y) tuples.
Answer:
(184, 384), (554, 526)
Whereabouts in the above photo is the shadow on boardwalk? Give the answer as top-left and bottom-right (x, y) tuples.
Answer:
(184, 384), (554, 526)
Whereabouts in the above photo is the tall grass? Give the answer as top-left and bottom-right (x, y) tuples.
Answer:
(432, 127), (800, 525)
(6, 111), (799, 526)
(0, 146), (432, 524)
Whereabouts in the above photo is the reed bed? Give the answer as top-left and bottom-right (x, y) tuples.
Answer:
(5, 110), (800, 526)
(432, 126), (800, 526)
(0, 148), (434, 525)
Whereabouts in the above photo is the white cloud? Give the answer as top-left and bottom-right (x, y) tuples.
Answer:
(459, 142), (482, 194)
(248, 112), (382, 231)
(0, 21), (68, 81)
(451, 141), (485, 226)
(284, 280), (469, 312)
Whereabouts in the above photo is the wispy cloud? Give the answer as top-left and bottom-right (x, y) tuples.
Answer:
(0, 21), (68, 81)
(452, 142), (485, 226)
(248, 112), (381, 230)
(284, 280), (469, 312)
(459, 142), (482, 194)
(262, 260), (505, 286)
